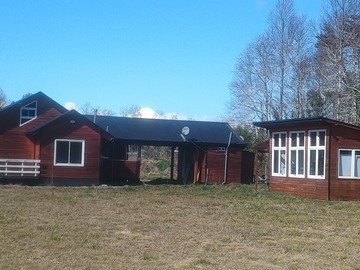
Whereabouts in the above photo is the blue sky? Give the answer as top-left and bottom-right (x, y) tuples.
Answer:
(0, 0), (323, 120)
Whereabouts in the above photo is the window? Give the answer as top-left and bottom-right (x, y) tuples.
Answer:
(54, 139), (85, 166)
(289, 131), (305, 177)
(339, 149), (360, 178)
(308, 130), (326, 178)
(272, 132), (287, 176)
(20, 101), (37, 125)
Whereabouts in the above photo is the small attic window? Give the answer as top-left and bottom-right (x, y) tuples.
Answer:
(20, 101), (37, 126)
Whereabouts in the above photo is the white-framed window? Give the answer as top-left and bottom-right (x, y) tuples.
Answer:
(289, 131), (305, 177)
(54, 139), (85, 166)
(272, 132), (287, 176)
(20, 101), (37, 126)
(338, 149), (360, 179)
(308, 130), (326, 178)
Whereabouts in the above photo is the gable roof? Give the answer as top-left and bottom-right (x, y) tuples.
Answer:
(26, 110), (112, 139)
(253, 117), (360, 131)
(0, 91), (67, 114)
(84, 115), (244, 146)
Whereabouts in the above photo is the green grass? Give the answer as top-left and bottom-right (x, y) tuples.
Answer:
(0, 184), (360, 269)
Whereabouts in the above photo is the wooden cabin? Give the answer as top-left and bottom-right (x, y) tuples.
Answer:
(254, 117), (360, 200)
(0, 92), (252, 186)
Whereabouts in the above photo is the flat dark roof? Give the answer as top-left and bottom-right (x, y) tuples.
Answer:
(85, 115), (244, 146)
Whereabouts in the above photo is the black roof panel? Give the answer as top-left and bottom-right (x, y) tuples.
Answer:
(85, 115), (244, 146)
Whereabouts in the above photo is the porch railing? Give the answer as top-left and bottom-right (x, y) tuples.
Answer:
(0, 159), (41, 177)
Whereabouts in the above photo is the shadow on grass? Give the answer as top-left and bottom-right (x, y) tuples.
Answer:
(142, 178), (182, 185)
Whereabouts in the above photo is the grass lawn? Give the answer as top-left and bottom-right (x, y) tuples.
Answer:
(1, 184), (360, 270)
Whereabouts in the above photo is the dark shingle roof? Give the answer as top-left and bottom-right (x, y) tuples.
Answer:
(253, 116), (360, 131)
(26, 110), (112, 140)
(0, 91), (67, 114)
(85, 115), (244, 146)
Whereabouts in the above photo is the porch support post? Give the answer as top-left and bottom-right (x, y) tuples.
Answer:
(170, 146), (175, 180)
(193, 149), (199, 184)
(254, 149), (259, 192)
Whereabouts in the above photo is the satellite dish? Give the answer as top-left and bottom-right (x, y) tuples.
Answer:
(182, 126), (190, 136)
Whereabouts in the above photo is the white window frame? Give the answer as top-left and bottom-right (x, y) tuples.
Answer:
(338, 149), (360, 179)
(289, 131), (305, 178)
(272, 132), (287, 177)
(20, 101), (37, 126)
(308, 130), (326, 179)
(54, 139), (85, 167)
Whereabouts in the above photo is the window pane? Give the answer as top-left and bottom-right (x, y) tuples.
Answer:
(69, 142), (83, 164)
(298, 150), (304, 175)
(22, 109), (30, 117)
(274, 134), (279, 147)
(28, 110), (36, 117)
(310, 132), (316, 146)
(291, 133), (297, 147)
(56, 141), (69, 163)
(299, 132), (304, 146)
(280, 133), (286, 147)
(280, 150), (286, 174)
(291, 150), (296, 174)
(273, 150), (279, 173)
(318, 150), (325, 176)
(355, 152), (360, 177)
(339, 150), (352, 177)
(310, 150), (316, 175)
(319, 131), (325, 146)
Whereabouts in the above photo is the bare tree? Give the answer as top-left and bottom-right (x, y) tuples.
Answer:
(119, 105), (142, 118)
(229, 0), (313, 122)
(229, 33), (277, 122)
(316, 0), (360, 124)
(268, 0), (314, 119)
(0, 88), (6, 108)
(80, 102), (115, 116)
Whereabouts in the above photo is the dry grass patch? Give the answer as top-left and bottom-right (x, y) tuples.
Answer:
(0, 184), (360, 269)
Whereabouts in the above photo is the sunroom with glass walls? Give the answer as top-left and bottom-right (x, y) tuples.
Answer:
(271, 130), (326, 179)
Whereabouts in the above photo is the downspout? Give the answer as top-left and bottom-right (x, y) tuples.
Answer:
(222, 132), (233, 185)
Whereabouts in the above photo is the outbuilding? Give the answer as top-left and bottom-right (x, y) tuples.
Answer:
(254, 117), (360, 200)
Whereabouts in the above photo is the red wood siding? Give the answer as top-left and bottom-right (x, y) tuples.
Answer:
(227, 148), (243, 183)
(0, 96), (64, 159)
(328, 125), (360, 200)
(101, 159), (140, 184)
(270, 177), (328, 200)
(205, 147), (243, 184)
(206, 148), (227, 184)
(36, 115), (102, 183)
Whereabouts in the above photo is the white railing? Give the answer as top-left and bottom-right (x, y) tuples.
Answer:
(0, 159), (41, 177)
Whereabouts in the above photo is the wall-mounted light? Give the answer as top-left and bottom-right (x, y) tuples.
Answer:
(69, 120), (76, 124)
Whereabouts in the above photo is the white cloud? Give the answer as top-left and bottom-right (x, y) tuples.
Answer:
(139, 107), (159, 119)
(65, 102), (76, 110)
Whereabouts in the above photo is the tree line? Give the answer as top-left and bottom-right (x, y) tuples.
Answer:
(228, 0), (360, 125)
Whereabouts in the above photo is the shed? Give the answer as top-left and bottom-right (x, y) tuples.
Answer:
(254, 117), (360, 200)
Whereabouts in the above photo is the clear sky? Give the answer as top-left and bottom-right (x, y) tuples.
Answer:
(0, 0), (323, 121)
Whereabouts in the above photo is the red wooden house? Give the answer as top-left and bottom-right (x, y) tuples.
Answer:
(0, 92), (252, 186)
(254, 117), (360, 200)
